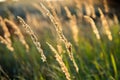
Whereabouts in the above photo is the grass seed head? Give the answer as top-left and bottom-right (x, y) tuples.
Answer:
(40, 3), (79, 72)
(4, 18), (29, 51)
(98, 8), (112, 41)
(84, 15), (100, 40)
(17, 16), (46, 62)
(47, 42), (71, 80)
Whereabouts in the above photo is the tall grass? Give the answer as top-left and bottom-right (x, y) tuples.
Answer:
(0, 0), (120, 80)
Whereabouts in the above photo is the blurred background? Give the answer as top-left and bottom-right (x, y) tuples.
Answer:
(0, 0), (120, 80)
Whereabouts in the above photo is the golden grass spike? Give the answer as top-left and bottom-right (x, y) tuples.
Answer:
(84, 16), (100, 40)
(64, 6), (71, 18)
(89, 4), (96, 18)
(17, 16), (46, 62)
(4, 18), (29, 51)
(0, 17), (14, 51)
(74, 0), (83, 18)
(103, 0), (109, 13)
(98, 8), (112, 41)
(47, 42), (71, 80)
(39, 2), (63, 34)
(0, 16), (11, 44)
(74, 0), (82, 9)
(83, 2), (91, 16)
(47, 2), (62, 31)
(64, 6), (79, 43)
(113, 14), (119, 25)
(40, 3), (79, 72)
(0, 36), (14, 51)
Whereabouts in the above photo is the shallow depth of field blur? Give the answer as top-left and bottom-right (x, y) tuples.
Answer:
(0, 0), (120, 80)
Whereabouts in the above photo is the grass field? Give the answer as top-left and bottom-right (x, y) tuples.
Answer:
(0, 0), (120, 80)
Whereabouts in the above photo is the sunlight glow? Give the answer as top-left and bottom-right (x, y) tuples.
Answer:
(0, 0), (6, 2)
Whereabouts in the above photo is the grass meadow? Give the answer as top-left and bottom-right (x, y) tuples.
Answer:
(0, 0), (120, 80)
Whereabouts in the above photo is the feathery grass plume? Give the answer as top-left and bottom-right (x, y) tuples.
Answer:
(84, 16), (100, 40)
(0, 17), (14, 51)
(64, 6), (79, 43)
(47, 42), (71, 80)
(83, 2), (91, 16)
(87, 0), (96, 18)
(113, 14), (119, 25)
(74, 0), (83, 18)
(0, 16), (12, 45)
(40, 3), (79, 72)
(74, 0), (82, 9)
(89, 4), (96, 18)
(103, 0), (109, 13)
(98, 8), (112, 41)
(0, 36), (14, 51)
(47, 2), (62, 31)
(83, 1), (96, 18)
(4, 18), (29, 51)
(17, 16), (46, 62)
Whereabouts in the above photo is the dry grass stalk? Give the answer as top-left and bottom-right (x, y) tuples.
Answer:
(40, 3), (79, 72)
(17, 16), (46, 62)
(98, 8), (112, 41)
(84, 16), (100, 40)
(103, 0), (109, 13)
(4, 19), (29, 51)
(0, 16), (14, 51)
(47, 42), (71, 80)
(113, 14), (119, 25)
(64, 6), (79, 43)
(0, 66), (10, 80)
